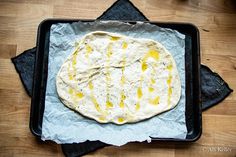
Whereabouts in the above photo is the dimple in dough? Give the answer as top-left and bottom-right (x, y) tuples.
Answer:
(56, 31), (181, 125)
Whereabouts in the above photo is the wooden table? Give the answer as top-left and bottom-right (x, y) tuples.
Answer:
(0, 0), (235, 156)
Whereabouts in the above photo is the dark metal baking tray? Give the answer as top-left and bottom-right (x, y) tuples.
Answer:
(30, 19), (202, 142)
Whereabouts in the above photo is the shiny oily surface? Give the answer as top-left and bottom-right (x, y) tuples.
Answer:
(56, 31), (181, 124)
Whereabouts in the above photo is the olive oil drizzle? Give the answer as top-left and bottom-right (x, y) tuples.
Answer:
(167, 64), (173, 107)
(119, 41), (128, 109)
(139, 49), (160, 107)
(105, 42), (114, 109)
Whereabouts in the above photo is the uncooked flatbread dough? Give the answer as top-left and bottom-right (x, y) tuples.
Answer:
(56, 31), (181, 125)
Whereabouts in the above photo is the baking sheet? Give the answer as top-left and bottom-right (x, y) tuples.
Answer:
(41, 21), (187, 146)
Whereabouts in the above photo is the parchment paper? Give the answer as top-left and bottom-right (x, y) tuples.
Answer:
(41, 21), (187, 146)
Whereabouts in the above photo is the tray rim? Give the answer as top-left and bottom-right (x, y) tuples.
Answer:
(30, 18), (202, 142)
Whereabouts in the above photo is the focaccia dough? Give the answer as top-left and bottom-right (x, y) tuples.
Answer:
(56, 31), (181, 124)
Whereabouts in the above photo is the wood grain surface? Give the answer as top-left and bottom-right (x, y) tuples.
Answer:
(0, 0), (235, 156)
